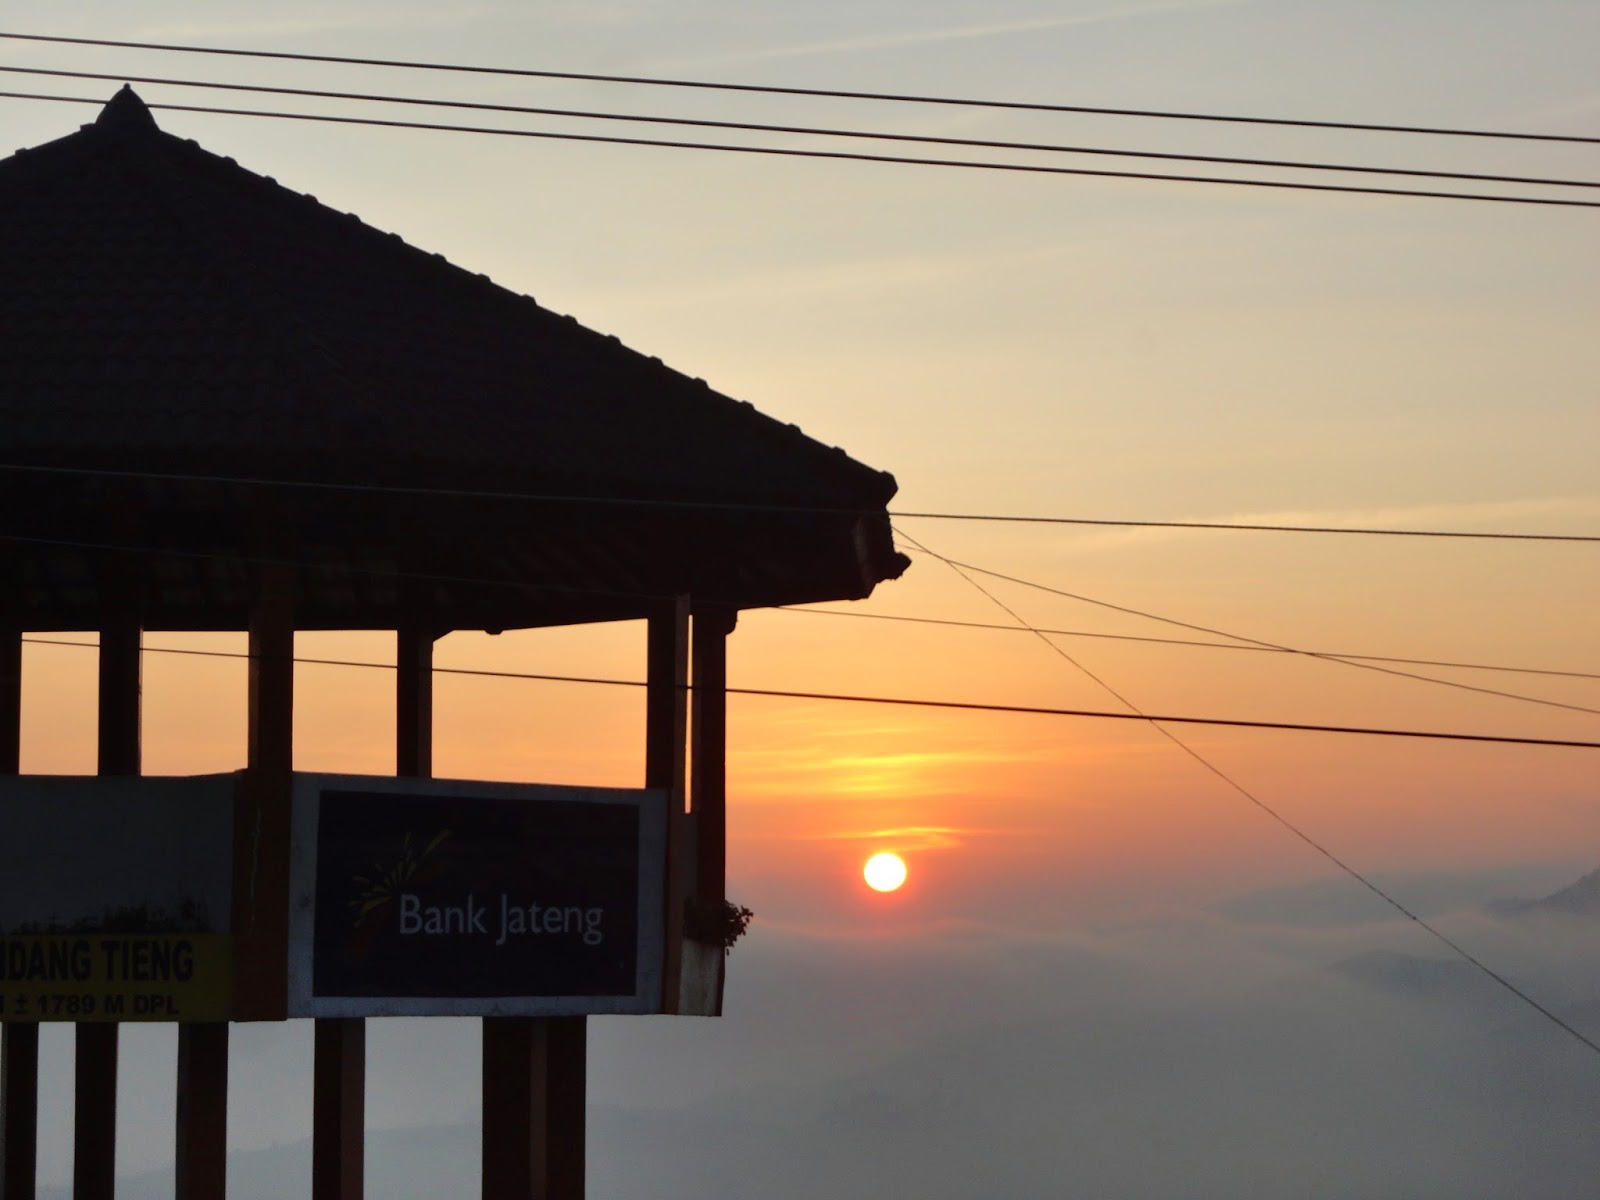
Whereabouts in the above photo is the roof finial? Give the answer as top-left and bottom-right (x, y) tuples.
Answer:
(94, 85), (159, 133)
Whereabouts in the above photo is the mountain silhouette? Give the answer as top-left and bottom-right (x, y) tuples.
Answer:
(1488, 865), (1600, 917)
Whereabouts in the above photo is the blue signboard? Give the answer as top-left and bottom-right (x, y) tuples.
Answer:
(288, 775), (666, 1017)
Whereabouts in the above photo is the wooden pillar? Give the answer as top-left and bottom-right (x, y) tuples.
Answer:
(174, 1024), (227, 1200)
(176, 594), (233, 1199)
(646, 598), (690, 1013)
(0, 623), (39, 1200)
(480, 606), (627, 1200)
(690, 607), (733, 910)
(396, 627), (433, 780)
(309, 622), (436, 1200)
(481, 1019), (545, 1200)
(312, 1020), (363, 1200)
(0, 1025), (37, 1200)
(185, 568), (293, 1200)
(0, 621), (19, 775)
(75, 622), (140, 1200)
(685, 606), (735, 1015)
(234, 568), (295, 1014)
(481, 1017), (586, 1200)
(178, 598), (233, 1196)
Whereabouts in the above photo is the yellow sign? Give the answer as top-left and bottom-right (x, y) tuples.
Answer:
(0, 935), (230, 1022)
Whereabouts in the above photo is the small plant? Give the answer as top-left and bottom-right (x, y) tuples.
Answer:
(685, 898), (754, 951)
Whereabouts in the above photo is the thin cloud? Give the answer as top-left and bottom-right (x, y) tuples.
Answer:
(804, 824), (1027, 850)
(134, 5), (498, 42)
(672, 0), (1247, 70)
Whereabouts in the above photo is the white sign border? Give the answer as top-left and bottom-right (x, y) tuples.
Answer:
(287, 772), (666, 1018)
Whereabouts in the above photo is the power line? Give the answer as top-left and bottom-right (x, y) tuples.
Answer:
(0, 463), (1596, 545)
(3, 30), (1594, 147)
(6, 89), (1597, 211)
(6, 64), (1598, 194)
(893, 509), (1600, 542)
(898, 529), (1600, 1059)
(776, 607), (1600, 682)
(17, 635), (1600, 751)
(5, 513), (1592, 702)
(918, 554), (1600, 718)
(7, 514), (1591, 698)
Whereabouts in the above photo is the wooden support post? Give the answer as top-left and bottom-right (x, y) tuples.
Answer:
(312, 1020), (363, 1200)
(0, 623), (17, 775)
(690, 607), (733, 910)
(396, 627), (434, 780)
(308, 622), (439, 1200)
(542, 1019), (585, 1200)
(646, 597), (689, 1013)
(0, 1024), (37, 1200)
(481, 1017), (586, 1200)
(482, 1018), (544, 1200)
(481, 615), (603, 1200)
(0, 623), (39, 1200)
(685, 606), (736, 1015)
(71, 1026), (116, 1200)
(234, 568), (295, 1017)
(74, 621), (140, 1200)
(174, 1023), (227, 1200)
(96, 621), (141, 776)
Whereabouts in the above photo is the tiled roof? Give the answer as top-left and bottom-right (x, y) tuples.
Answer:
(0, 88), (907, 630)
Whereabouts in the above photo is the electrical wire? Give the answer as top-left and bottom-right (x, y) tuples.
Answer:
(3, 30), (1594, 146)
(5, 64), (1597, 194)
(896, 529), (1600, 1059)
(16, 635), (1600, 752)
(0, 463), (1595, 545)
(6, 515), (1596, 724)
(5, 89), (1597, 211)
(775, 607), (1600, 683)
(917, 555), (1600, 717)
(891, 510), (1600, 542)
(7, 517), (1595, 713)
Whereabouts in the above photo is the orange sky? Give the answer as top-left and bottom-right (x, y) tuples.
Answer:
(16, 575), (1597, 941)
(4, 0), (1597, 951)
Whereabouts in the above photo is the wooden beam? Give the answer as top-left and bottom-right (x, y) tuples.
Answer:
(0, 623), (39, 1200)
(72, 1025), (116, 1200)
(96, 621), (140, 776)
(174, 1023), (228, 1200)
(482, 1018), (544, 1200)
(543, 1018), (585, 1200)
(690, 607), (734, 910)
(645, 597), (689, 796)
(481, 617), (591, 1200)
(76, 621), (140, 1200)
(233, 568), (295, 1020)
(247, 569), (296, 775)
(312, 1019), (364, 1200)
(0, 1024), (38, 1200)
(684, 606), (736, 1015)
(308, 623), (440, 1200)
(0, 620), (17, 775)
(646, 597), (689, 1014)
(481, 1017), (585, 1200)
(395, 626), (434, 780)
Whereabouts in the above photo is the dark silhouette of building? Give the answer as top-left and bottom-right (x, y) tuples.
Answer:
(0, 87), (905, 1200)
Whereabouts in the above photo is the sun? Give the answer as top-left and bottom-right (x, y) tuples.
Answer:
(863, 852), (908, 893)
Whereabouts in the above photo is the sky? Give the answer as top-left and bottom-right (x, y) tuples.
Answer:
(2, 0), (1599, 1195)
